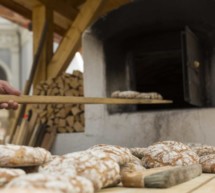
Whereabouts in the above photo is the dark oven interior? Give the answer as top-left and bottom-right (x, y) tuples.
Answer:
(91, 0), (215, 113)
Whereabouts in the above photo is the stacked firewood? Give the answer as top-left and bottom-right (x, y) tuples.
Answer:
(33, 70), (84, 133)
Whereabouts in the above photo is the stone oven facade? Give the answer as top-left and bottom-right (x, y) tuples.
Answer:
(53, 0), (215, 154)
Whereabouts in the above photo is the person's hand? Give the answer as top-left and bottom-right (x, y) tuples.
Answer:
(0, 80), (21, 110)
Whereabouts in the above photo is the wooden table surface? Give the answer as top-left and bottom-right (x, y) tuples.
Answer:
(99, 174), (215, 193)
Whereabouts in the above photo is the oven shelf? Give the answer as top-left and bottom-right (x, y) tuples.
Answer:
(0, 95), (172, 105)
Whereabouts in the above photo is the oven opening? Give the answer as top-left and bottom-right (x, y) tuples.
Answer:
(126, 31), (194, 110)
(104, 27), (207, 114)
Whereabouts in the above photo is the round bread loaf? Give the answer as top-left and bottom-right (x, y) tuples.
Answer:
(39, 155), (77, 177)
(6, 173), (94, 193)
(199, 154), (215, 173)
(87, 144), (133, 165)
(120, 155), (145, 174)
(187, 143), (215, 157)
(0, 144), (52, 167)
(111, 91), (139, 98)
(136, 92), (163, 99)
(1, 188), (61, 193)
(0, 168), (25, 187)
(63, 150), (120, 190)
(142, 141), (199, 168)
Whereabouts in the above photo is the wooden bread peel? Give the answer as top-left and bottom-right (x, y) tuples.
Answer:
(121, 164), (202, 188)
(144, 164), (202, 188)
(122, 166), (173, 188)
(0, 95), (172, 105)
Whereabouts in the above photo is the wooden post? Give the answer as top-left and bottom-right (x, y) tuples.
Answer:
(32, 4), (53, 93)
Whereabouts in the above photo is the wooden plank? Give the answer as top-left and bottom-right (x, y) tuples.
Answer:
(192, 176), (215, 193)
(25, 111), (39, 145)
(47, 0), (106, 78)
(41, 127), (57, 150)
(0, 95), (172, 105)
(32, 4), (53, 92)
(28, 123), (42, 147)
(99, 174), (215, 193)
(13, 115), (29, 145)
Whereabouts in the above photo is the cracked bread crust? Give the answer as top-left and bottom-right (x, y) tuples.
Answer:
(6, 173), (94, 193)
(199, 154), (215, 173)
(0, 144), (51, 167)
(0, 168), (26, 187)
(187, 143), (215, 157)
(39, 155), (77, 177)
(0, 188), (61, 193)
(87, 144), (133, 165)
(142, 141), (199, 168)
(63, 150), (120, 190)
(120, 155), (145, 174)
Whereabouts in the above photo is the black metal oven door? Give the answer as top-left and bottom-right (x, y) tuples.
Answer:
(181, 26), (205, 106)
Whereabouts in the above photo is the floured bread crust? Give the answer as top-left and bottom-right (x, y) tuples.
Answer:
(39, 155), (77, 177)
(187, 143), (215, 157)
(136, 92), (163, 99)
(142, 141), (199, 168)
(120, 155), (145, 174)
(0, 144), (52, 167)
(129, 147), (147, 159)
(111, 91), (163, 100)
(87, 144), (133, 165)
(111, 91), (139, 98)
(6, 173), (94, 193)
(199, 154), (215, 173)
(63, 151), (120, 190)
(0, 168), (25, 187)
(1, 188), (61, 193)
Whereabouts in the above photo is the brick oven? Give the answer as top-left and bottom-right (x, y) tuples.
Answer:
(53, 0), (215, 154)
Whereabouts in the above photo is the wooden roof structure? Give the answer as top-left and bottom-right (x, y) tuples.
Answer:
(0, 0), (131, 86)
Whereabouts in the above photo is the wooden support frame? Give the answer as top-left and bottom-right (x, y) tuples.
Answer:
(0, 0), (67, 36)
(32, 4), (53, 92)
(47, 0), (106, 78)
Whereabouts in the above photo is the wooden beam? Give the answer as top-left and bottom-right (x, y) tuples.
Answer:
(0, 95), (173, 105)
(12, 0), (74, 33)
(0, 0), (66, 36)
(68, 0), (86, 8)
(100, 0), (131, 16)
(32, 4), (53, 92)
(13, 0), (73, 31)
(0, 0), (32, 20)
(38, 0), (78, 21)
(47, 0), (106, 78)
(0, 5), (30, 28)
(13, 0), (41, 9)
